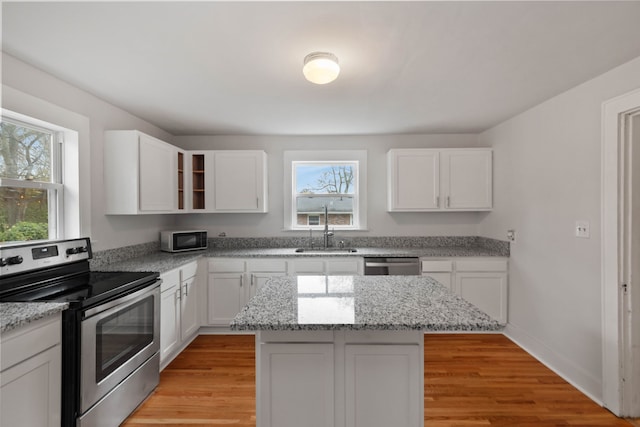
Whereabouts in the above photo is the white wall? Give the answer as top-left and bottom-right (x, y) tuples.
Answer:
(173, 134), (487, 238)
(478, 56), (640, 401)
(2, 53), (177, 251)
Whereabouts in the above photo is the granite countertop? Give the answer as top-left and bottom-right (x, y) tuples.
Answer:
(95, 246), (507, 273)
(230, 275), (503, 332)
(0, 302), (69, 334)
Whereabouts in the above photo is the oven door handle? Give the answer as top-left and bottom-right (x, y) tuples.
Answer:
(83, 280), (160, 319)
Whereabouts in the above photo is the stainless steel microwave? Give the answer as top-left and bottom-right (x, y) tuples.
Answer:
(160, 230), (207, 252)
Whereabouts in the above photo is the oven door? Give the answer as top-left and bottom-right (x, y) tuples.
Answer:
(80, 282), (160, 413)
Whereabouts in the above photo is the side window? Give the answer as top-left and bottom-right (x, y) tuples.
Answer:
(0, 117), (63, 242)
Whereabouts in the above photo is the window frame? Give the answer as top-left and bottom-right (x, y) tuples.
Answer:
(284, 150), (367, 231)
(1, 115), (65, 241)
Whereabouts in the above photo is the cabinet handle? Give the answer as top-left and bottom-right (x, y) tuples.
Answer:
(436, 196), (440, 207)
(183, 284), (188, 297)
(240, 275), (244, 287)
(256, 197), (259, 208)
(250, 273), (254, 286)
(446, 196), (450, 208)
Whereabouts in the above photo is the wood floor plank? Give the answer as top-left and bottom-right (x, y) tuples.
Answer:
(122, 334), (633, 426)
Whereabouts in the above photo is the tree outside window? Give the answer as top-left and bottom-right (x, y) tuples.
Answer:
(294, 162), (357, 228)
(0, 119), (60, 242)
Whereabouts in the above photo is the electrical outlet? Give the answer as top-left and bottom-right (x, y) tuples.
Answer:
(575, 221), (590, 238)
(506, 229), (516, 242)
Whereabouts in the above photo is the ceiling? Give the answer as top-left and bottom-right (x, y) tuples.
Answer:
(3, 1), (640, 136)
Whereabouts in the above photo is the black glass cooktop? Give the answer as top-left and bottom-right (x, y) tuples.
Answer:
(0, 270), (159, 307)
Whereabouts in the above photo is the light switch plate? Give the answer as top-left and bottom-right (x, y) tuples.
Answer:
(576, 220), (590, 238)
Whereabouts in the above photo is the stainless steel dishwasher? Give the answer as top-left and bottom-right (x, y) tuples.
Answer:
(363, 257), (420, 275)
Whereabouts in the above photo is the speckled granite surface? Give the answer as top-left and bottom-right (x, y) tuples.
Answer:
(90, 236), (509, 272)
(1, 302), (68, 334)
(96, 245), (507, 273)
(230, 275), (503, 331)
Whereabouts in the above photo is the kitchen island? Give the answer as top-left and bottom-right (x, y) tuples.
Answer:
(231, 275), (501, 427)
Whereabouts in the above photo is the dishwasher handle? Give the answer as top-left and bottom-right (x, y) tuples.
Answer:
(365, 262), (420, 268)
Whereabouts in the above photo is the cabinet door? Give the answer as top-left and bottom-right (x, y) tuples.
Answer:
(160, 285), (180, 365)
(1, 345), (61, 427)
(138, 133), (176, 211)
(326, 258), (363, 275)
(387, 149), (439, 211)
(441, 149), (492, 210)
(249, 272), (286, 300)
(213, 151), (267, 212)
(259, 343), (334, 427)
(422, 272), (453, 291)
(207, 273), (246, 325)
(455, 272), (507, 323)
(180, 276), (199, 339)
(345, 344), (422, 427)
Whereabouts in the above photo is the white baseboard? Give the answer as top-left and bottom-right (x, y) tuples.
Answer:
(504, 322), (603, 406)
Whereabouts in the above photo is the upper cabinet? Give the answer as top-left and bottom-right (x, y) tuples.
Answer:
(104, 131), (268, 215)
(104, 130), (178, 214)
(387, 148), (492, 212)
(212, 151), (267, 212)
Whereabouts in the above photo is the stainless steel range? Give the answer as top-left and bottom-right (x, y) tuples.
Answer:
(0, 238), (161, 427)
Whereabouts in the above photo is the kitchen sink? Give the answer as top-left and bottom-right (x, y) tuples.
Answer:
(294, 247), (358, 253)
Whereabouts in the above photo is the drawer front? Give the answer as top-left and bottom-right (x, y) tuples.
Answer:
(160, 269), (180, 293)
(456, 259), (508, 272)
(1, 315), (61, 372)
(247, 259), (288, 273)
(208, 259), (245, 273)
(180, 261), (198, 281)
(421, 260), (453, 272)
(292, 260), (325, 274)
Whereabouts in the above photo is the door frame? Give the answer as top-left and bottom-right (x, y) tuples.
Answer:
(602, 87), (640, 416)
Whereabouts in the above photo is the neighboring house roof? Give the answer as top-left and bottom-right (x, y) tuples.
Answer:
(296, 197), (353, 213)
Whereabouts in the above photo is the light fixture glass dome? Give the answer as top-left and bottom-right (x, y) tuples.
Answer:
(303, 52), (340, 85)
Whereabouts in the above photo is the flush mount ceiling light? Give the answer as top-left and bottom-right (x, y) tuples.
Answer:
(303, 52), (340, 85)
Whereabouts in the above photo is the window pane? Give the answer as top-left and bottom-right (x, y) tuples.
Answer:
(0, 121), (53, 182)
(0, 187), (50, 242)
(296, 196), (353, 227)
(295, 164), (355, 194)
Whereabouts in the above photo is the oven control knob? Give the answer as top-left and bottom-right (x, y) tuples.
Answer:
(0, 258), (7, 267)
(7, 255), (23, 265)
(78, 246), (88, 253)
(66, 247), (80, 255)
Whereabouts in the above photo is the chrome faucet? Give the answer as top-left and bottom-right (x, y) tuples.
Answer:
(323, 205), (334, 248)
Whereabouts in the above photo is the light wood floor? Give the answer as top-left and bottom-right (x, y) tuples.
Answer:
(123, 334), (634, 426)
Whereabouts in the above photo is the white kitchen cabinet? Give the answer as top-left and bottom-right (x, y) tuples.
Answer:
(160, 268), (181, 364)
(258, 342), (334, 427)
(387, 149), (440, 210)
(387, 148), (492, 212)
(421, 259), (454, 291)
(455, 259), (508, 324)
(441, 149), (492, 210)
(1, 315), (62, 427)
(206, 259), (288, 326)
(256, 329), (423, 427)
(160, 261), (201, 368)
(247, 259), (289, 300)
(345, 344), (422, 427)
(290, 258), (363, 276)
(212, 150), (268, 212)
(104, 130), (178, 214)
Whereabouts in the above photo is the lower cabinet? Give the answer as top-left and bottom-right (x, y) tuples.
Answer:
(259, 342), (335, 427)
(206, 259), (289, 326)
(160, 261), (200, 368)
(1, 315), (62, 427)
(421, 257), (508, 323)
(257, 330), (423, 427)
(345, 344), (422, 427)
